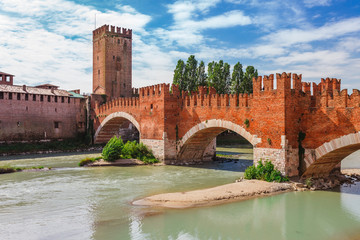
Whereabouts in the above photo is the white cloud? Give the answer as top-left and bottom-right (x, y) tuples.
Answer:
(303, 0), (331, 8)
(266, 17), (360, 47)
(0, 0), (152, 93)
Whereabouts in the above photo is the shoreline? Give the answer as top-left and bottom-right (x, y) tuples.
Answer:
(133, 179), (297, 209)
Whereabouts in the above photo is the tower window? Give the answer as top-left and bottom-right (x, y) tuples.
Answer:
(48, 96), (51, 102)
(113, 56), (115, 60)
(32, 94), (35, 101)
(0, 92), (3, 99)
(54, 121), (59, 129)
(17, 93), (20, 100)
(118, 39), (120, 44)
(25, 94), (28, 101)
(61, 96), (64, 103)
(9, 93), (12, 100)
(40, 95), (44, 102)
(98, 70), (100, 74)
(55, 96), (58, 102)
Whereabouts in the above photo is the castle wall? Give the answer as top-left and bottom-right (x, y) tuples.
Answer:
(0, 91), (86, 142)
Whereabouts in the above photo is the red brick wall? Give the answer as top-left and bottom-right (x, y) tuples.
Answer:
(0, 92), (86, 142)
(93, 25), (132, 99)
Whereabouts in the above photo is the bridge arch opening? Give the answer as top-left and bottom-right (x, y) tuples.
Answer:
(302, 132), (360, 177)
(177, 120), (261, 169)
(94, 112), (140, 144)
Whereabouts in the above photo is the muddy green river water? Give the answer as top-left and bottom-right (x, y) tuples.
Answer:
(0, 148), (359, 240)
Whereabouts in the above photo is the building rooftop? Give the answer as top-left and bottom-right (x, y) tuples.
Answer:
(0, 84), (82, 97)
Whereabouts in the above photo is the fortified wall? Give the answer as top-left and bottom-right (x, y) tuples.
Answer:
(0, 72), (87, 142)
(93, 73), (360, 177)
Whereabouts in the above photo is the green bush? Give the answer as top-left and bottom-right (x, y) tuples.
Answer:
(101, 138), (159, 164)
(244, 160), (289, 182)
(102, 136), (124, 162)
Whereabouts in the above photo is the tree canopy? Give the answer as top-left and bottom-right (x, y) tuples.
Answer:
(172, 55), (258, 95)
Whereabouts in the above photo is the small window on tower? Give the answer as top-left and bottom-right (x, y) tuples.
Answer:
(113, 56), (115, 60)
(40, 95), (44, 102)
(123, 83), (126, 88)
(118, 39), (120, 44)
(9, 93), (12, 100)
(48, 96), (51, 102)
(25, 94), (28, 101)
(32, 94), (35, 101)
(17, 93), (20, 100)
(54, 121), (59, 129)
(98, 70), (100, 74)
(0, 92), (3, 99)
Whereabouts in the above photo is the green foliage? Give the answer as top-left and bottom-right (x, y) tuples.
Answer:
(244, 160), (289, 182)
(244, 119), (250, 128)
(230, 62), (244, 94)
(102, 136), (124, 162)
(197, 60), (207, 87)
(121, 141), (159, 164)
(172, 55), (258, 95)
(0, 166), (17, 174)
(305, 177), (312, 188)
(79, 156), (101, 166)
(208, 60), (230, 94)
(101, 138), (159, 164)
(243, 66), (258, 94)
(267, 138), (272, 145)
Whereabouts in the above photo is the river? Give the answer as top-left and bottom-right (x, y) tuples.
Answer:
(0, 148), (359, 240)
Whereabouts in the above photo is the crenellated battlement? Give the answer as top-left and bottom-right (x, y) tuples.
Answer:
(139, 83), (171, 97)
(93, 24), (132, 40)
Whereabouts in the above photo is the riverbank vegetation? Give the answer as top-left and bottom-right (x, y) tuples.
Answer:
(80, 136), (159, 166)
(244, 160), (289, 182)
(0, 137), (101, 156)
(0, 165), (49, 174)
(78, 156), (102, 166)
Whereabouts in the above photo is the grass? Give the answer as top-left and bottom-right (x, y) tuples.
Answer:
(78, 156), (102, 166)
(0, 165), (50, 174)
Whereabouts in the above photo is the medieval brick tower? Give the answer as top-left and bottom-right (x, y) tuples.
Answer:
(93, 25), (132, 98)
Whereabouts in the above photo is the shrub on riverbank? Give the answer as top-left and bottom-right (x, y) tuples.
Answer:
(102, 137), (159, 164)
(0, 165), (50, 174)
(244, 160), (289, 182)
(102, 136), (124, 162)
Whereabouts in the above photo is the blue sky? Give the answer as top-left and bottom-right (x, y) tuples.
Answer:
(0, 0), (360, 93)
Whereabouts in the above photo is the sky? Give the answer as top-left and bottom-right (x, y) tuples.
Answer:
(0, 0), (360, 93)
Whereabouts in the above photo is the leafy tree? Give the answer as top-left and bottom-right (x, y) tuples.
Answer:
(173, 59), (186, 93)
(184, 55), (198, 92)
(197, 60), (207, 87)
(208, 60), (230, 94)
(230, 62), (244, 94)
(242, 66), (258, 94)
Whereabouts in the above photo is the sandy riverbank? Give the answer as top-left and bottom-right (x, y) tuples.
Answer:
(133, 180), (295, 208)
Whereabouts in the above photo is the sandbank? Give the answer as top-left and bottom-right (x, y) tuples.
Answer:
(133, 180), (294, 208)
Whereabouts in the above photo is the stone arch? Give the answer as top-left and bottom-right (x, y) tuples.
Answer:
(177, 119), (261, 163)
(94, 112), (140, 144)
(302, 132), (360, 177)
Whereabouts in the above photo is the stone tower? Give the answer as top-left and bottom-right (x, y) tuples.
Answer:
(93, 25), (132, 98)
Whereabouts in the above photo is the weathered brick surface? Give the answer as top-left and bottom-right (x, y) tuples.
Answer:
(0, 92), (86, 141)
(93, 25), (132, 99)
(94, 73), (360, 177)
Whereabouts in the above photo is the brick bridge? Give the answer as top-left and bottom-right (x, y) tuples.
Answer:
(93, 73), (360, 178)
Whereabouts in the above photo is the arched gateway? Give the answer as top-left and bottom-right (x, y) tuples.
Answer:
(92, 73), (360, 178)
(94, 112), (140, 144)
(176, 119), (261, 163)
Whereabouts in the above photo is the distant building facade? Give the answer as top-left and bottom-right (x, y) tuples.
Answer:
(0, 72), (87, 142)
